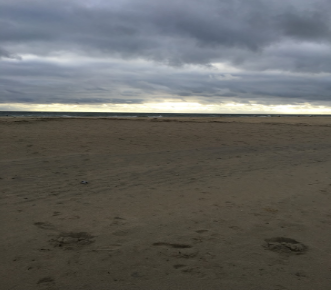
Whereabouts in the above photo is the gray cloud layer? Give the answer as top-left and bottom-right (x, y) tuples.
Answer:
(1, 0), (331, 107)
(1, 58), (330, 106)
(2, 0), (331, 68)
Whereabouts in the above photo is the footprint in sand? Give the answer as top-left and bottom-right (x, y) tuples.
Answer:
(153, 242), (198, 258)
(264, 237), (308, 254)
(34, 222), (56, 230)
(195, 229), (208, 234)
(50, 232), (94, 249)
(37, 277), (54, 284)
(173, 264), (187, 269)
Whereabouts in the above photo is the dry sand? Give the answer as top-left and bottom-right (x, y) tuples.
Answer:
(1, 117), (331, 289)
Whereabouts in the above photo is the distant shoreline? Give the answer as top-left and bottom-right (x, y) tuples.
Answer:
(0, 111), (328, 119)
(1, 116), (331, 127)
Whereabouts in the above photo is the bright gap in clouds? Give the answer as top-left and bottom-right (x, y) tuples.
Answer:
(2, 102), (331, 114)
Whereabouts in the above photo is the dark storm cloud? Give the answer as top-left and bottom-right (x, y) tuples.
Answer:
(1, 0), (331, 70)
(280, 11), (331, 40)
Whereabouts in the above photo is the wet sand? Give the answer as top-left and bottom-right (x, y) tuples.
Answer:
(1, 117), (331, 289)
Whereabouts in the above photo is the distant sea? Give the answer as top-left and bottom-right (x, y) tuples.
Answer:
(0, 111), (330, 118)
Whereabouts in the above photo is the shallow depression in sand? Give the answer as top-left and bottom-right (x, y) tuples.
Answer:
(264, 237), (308, 254)
(50, 232), (94, 249)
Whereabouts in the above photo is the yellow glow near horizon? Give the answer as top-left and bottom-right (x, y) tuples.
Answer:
(2, 102), (331, 114)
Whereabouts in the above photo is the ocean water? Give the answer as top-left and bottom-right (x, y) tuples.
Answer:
(0, 111), (329, 118)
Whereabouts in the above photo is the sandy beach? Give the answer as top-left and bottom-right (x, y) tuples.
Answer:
(1, 117), (331, 289)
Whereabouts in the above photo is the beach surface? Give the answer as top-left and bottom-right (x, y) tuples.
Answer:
(1, 117), (331, 289)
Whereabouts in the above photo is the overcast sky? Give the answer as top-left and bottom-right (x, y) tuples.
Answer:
(1, 0), (331, 113)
